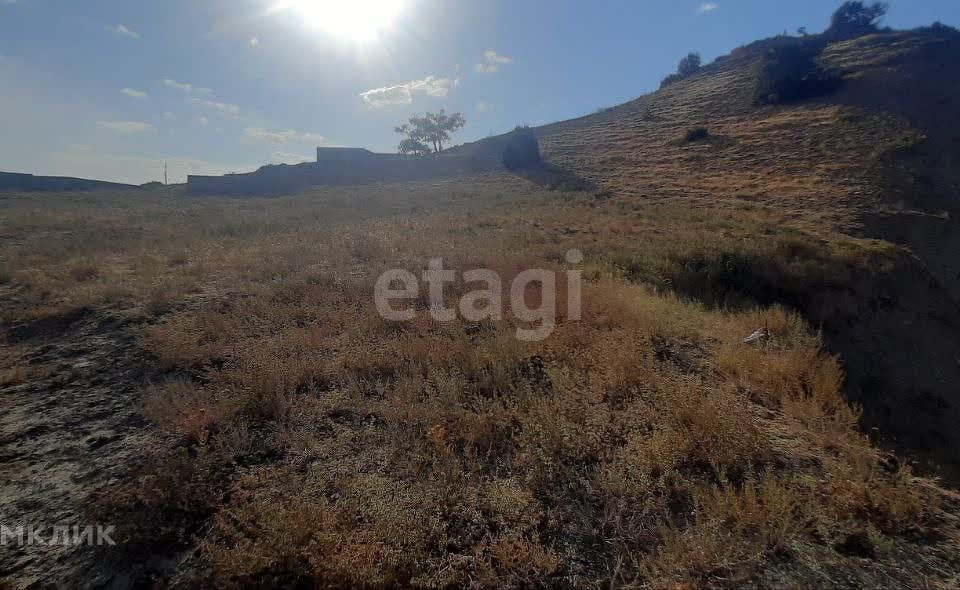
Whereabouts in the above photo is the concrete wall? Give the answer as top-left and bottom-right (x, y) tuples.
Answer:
(188, 145), (504, 196)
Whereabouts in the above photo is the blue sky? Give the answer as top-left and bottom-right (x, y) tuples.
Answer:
(1, 0), (957, 184)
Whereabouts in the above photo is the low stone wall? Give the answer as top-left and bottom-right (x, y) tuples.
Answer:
(188, 147), (503, 196)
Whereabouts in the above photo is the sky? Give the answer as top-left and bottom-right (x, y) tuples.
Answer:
(1, 0), (958, 184)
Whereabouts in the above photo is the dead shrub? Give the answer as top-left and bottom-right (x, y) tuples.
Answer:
(142, 378), (240, 443)
(825, 465), (935, 533)
(642, 472), (810, 585)
(666, 388), (771, 476)
(482, 536), (560, 585)
(684, 127), (710, 143)
(68, 259), (100, 283)
(0, 365), (28, 387)
(144, 283), (177, 316)
(88, 447), (231, 550)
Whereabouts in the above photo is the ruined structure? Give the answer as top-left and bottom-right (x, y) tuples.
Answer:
(187, 145), (503, 196)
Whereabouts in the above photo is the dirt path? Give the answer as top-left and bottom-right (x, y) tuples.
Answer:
(0, 309), (158, 588)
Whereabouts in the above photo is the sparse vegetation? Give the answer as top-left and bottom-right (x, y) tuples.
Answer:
(684, 126), (710, 142)
(828, 1), (889, 40)
(0, 365), (27, 387)
(0, 175), (952, 586)
(921, 21), (959, 35)
(395, 110), (466, 155)
(678, 51), (702, 77)
(5, 10), (960, 589)
(754, 40), (843, 105)
(661, 51), (703, 88)
(502, 125), (542, 169)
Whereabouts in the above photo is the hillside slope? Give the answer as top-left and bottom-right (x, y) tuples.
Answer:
(0, 171), (138, 193)
(535, 27), (960, 482)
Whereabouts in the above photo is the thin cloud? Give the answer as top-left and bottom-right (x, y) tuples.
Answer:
(475, 100), (492, 112)
(359, 75), (459, 108)
(243, 127), (326, 145)
(97, 120), (155, 134)
(121, 88), (148, 100)
(111, 24), (141, 40)
(189, 97), (240, 115)
(359, 85), (411, 108)
(475, 49), (513, 74)
(162, 79), (212, 96)
(197, 116), (209, 127)
(163, 78), (193, 93)
(300, 132), (326, 145)
(250, 37), (260, 47)
(697, 2), (719, 14)
(244, 127), (298, 144)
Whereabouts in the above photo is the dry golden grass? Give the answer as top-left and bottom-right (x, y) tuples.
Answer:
(538, 36), (921, 238)
(0, 364), (28, 387)
(6, 31), (960, 587)
(8, 174), (948, 587)
(0, 345), (35, 387)
(3, 173), (954, 587)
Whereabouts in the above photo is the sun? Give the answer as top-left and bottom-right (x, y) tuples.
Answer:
(276, 0), (405, 42)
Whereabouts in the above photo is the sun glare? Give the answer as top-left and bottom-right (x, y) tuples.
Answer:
(277, 0), (405, 42)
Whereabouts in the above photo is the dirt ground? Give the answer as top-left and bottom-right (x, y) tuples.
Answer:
(0, 307), (163, 587)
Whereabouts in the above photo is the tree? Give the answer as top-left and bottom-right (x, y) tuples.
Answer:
(396, 136), (432, 156)
(394, 110), (466, 155)
(661, 52), (703, 88)
(677, 52), (702, 78)
(828, 1), (888, 39)
(754, 44), (843, 105)
(502, 126), (542, 170)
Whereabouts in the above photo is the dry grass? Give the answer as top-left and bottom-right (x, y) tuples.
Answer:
(0, 364), (28, 387)
(0, 345), (33, 387)
(5, 31), (960, 588)
(2, 175), (944, 587)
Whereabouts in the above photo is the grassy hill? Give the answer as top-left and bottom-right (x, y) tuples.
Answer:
(2, 23), (960, 590)
(535, 26), (960, 484)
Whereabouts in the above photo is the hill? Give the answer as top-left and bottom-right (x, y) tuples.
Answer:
(0, 171), (138, 193)
(535, 25), (960, 483)
(2, 22), (960, 590)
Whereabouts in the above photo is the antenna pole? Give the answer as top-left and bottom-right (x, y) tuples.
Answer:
(163, 162), (168, 185)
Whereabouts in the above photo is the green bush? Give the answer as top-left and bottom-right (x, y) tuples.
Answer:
(754, 41), (842, 105)
(677, 52), (702, 77)
(684, 127), (710, 142)
(659, 73), (682, 88)
(660, 52), (702, 88)
(920, 21), (960, 35)
(827, 1), (888, 40)
(502, 126), (542, 170)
